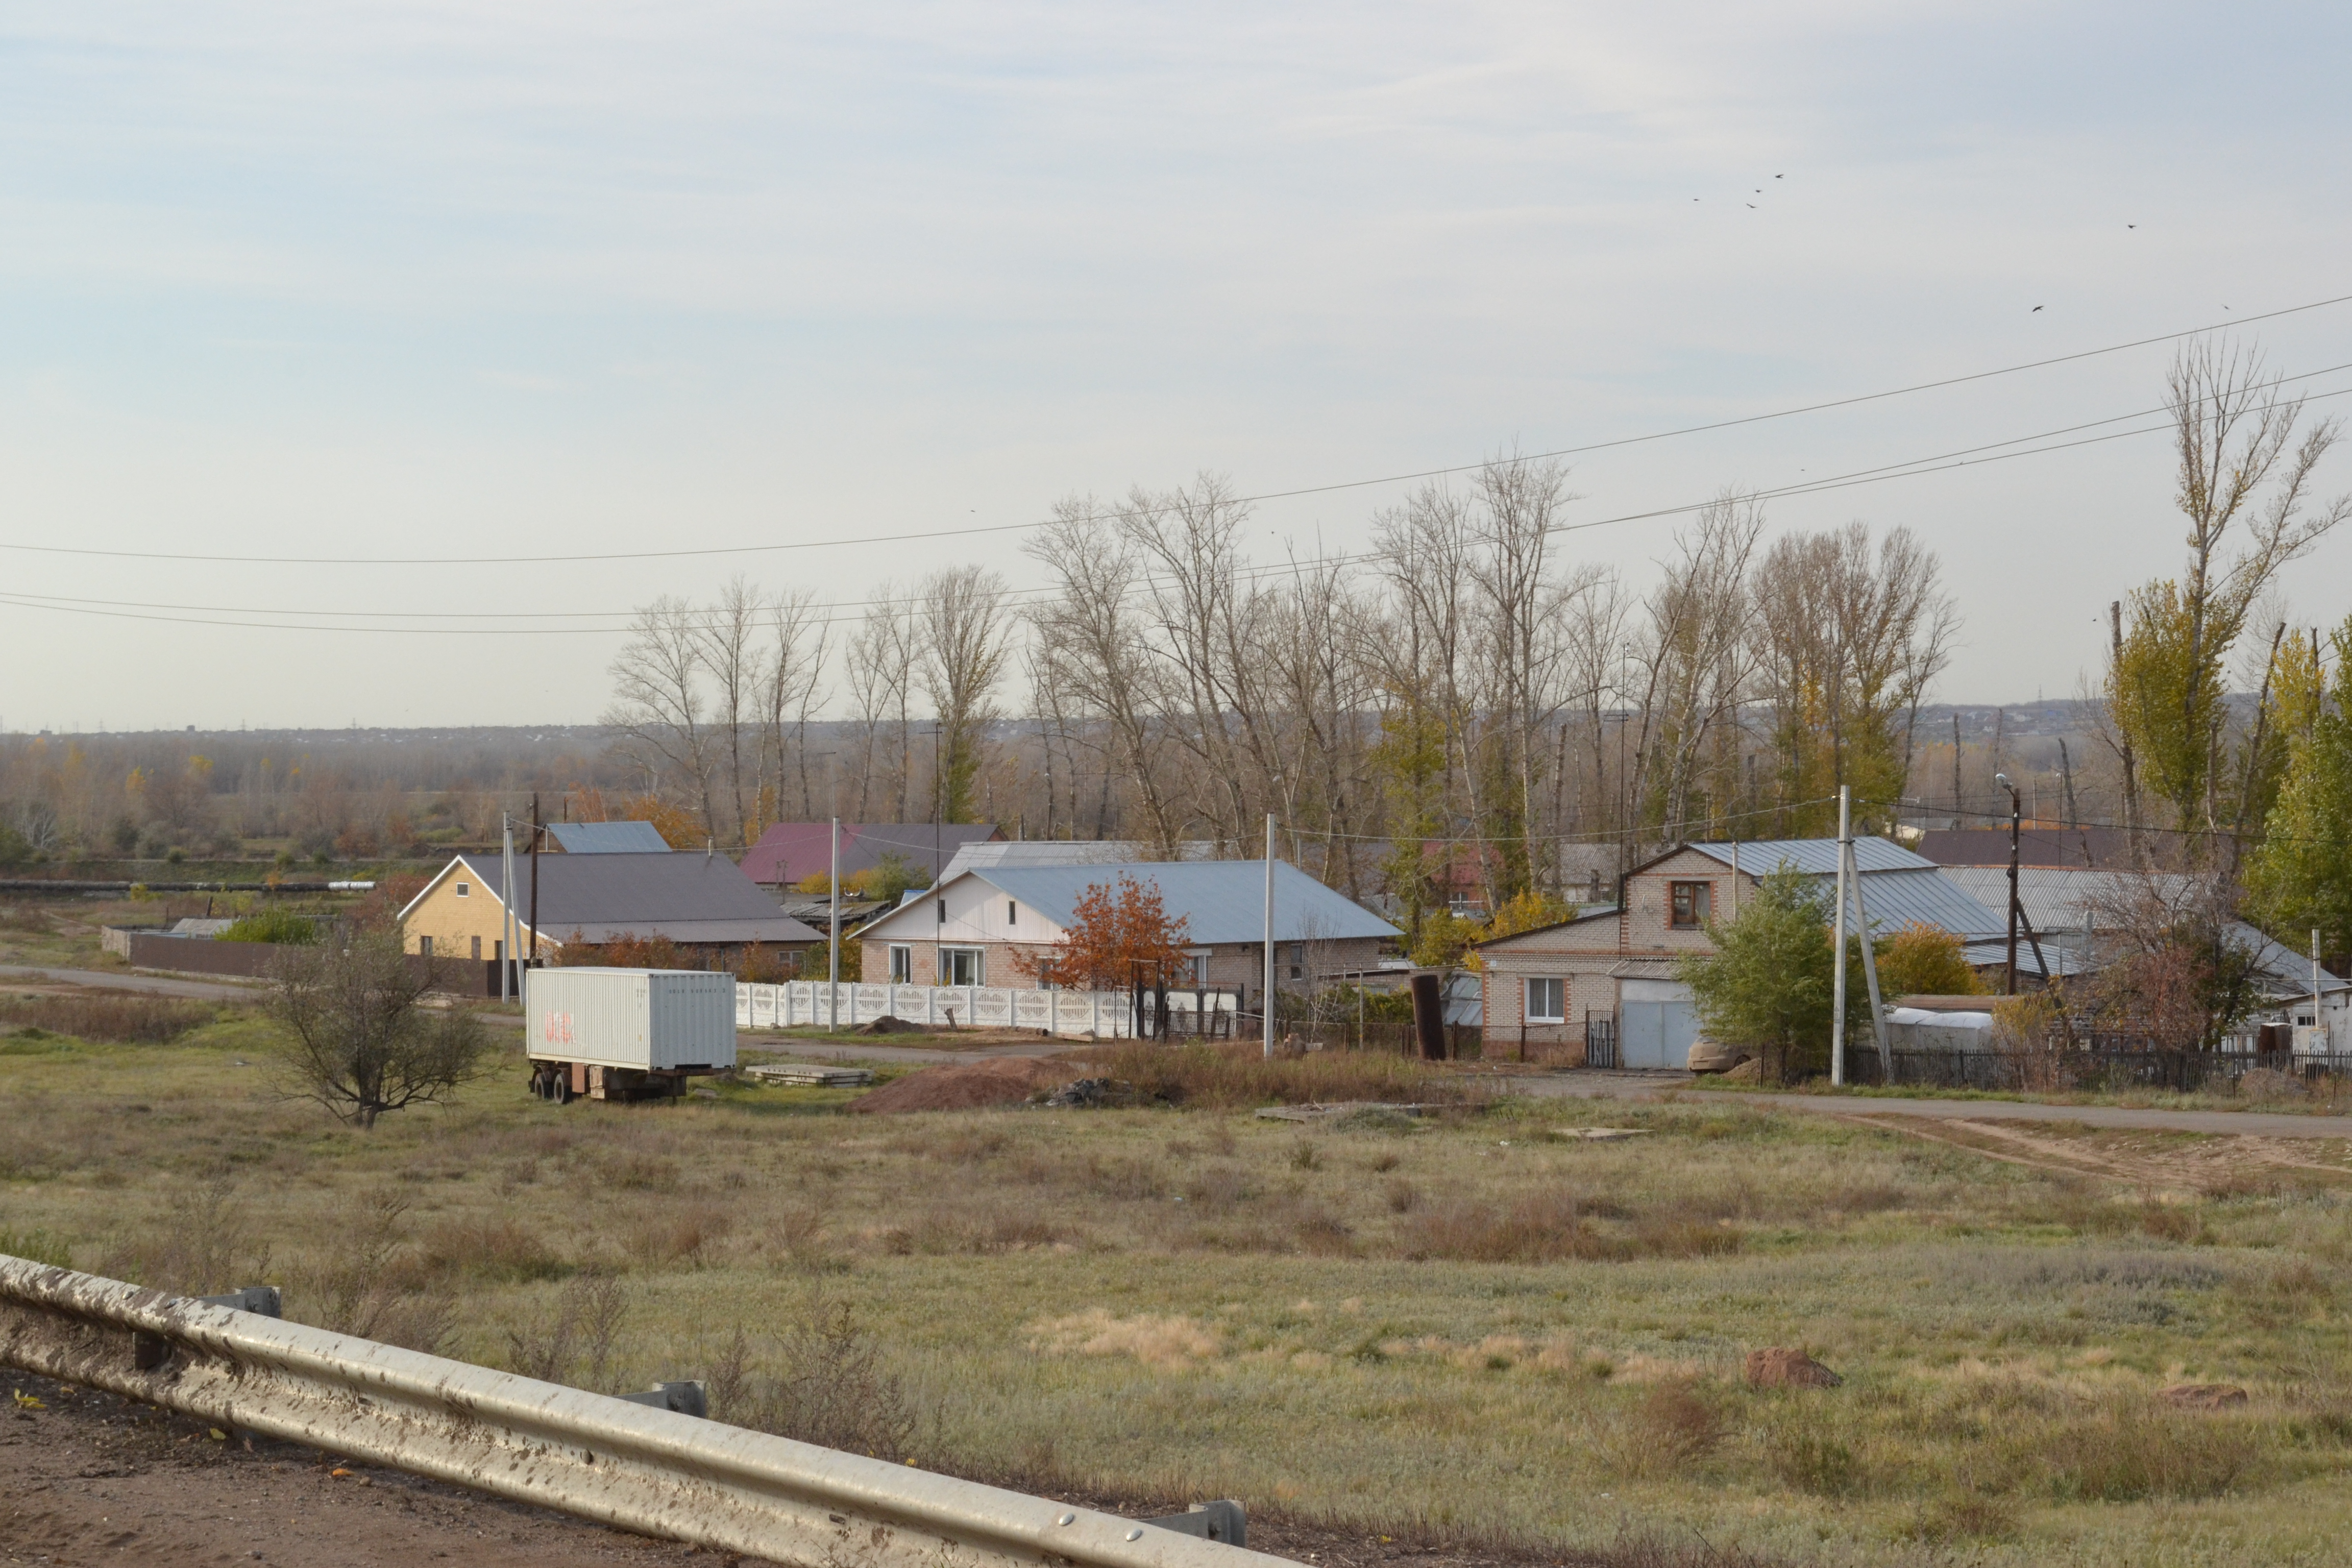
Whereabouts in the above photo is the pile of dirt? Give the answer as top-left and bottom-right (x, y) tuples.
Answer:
(847, 1056), (1085, 1114)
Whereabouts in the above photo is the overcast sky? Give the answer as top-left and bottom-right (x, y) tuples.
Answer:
(5, 1), (2352, 730)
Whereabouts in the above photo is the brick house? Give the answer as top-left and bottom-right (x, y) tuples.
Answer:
(1476, 839), (2001, 1068)
(398, 851), (820, 968)
(852, 860), (1400, 1006)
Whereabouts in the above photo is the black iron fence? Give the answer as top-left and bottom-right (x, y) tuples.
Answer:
(1585, 1013), (1619, 1070)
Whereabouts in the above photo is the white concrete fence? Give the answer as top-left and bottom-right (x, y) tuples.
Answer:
(735, 981), (1237, 1038)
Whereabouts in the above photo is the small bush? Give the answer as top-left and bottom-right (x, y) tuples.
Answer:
(505, 1272), (631, 1390)
(707, 1297), (922, 1461)
(300, 1191), (454, 1354)
(1901, 1493), (2018, 1544)
(220, 909), (318, 944)
(1637, 1380), (1726, 1467)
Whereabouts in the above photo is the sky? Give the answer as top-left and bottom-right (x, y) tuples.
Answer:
(5, 1), (2352, 730)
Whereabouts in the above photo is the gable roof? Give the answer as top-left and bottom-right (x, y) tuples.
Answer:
(938, 839), (1223, 883)
(1472, 905), (1620, 951)
(860, 861), (1401, 946)
(737, 823), (1004, 887)
(404, 852), (819, 946)
(547, 821), (673, 853)
(1685, 837), (1940, 875)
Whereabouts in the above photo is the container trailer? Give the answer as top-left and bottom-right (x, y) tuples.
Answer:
(522, 967), (737, 1102)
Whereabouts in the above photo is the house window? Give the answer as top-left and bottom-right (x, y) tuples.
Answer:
(1526, 977), (1565, 1023)
(1669, 881), (1712, 929)
(1287, 943), (1305, 981)
(889, 945), (913, 984)
(1188, 950), (1212, 986)
(419, 936), (432, 958)
(455, 883), (470, 898)
(470, 936), (481, 960)
(1008, 900), (1018, 926)
(937, 899), (947, 924)
(940, 946), (983, 987)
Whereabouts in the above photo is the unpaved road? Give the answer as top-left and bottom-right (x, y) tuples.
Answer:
(1499, 1071), (2352, 1139)
(0, 1369), (778, 1568)
(0, 966), (260, 1002)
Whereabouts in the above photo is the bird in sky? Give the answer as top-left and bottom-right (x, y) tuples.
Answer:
(1747, 203), (1756, 209)
(2032, 305), (2044, 312)
(2127, 224), (2137, 229)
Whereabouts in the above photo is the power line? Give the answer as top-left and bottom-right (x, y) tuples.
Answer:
(7, 291), (2350, 569)
(16, 372), (2352, 639)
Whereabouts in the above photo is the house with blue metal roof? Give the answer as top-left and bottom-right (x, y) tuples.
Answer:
(1475, 838), (2004, 1070)
(850, 860), (1400, 1001)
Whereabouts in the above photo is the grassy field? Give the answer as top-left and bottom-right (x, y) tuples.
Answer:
(6, 1007), (2352, 1566)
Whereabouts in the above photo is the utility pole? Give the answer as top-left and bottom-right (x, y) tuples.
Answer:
(1950, 714), (1963, 828)
(1998, 772), (2021, 995)
(828, 817), (842, 996)
(500, 816), (516, 1002)
(529, 794), (541, 973)
(1263, 813), (1276, 1061)
(1831, 786), (1850, 1086)
(2318, 929), (2328, 1053)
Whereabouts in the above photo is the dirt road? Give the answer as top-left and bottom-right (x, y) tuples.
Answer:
(0, 965), (260, 1003)
(1499, 1071), (2352, 1139)
(0, 1369), (773, 1568)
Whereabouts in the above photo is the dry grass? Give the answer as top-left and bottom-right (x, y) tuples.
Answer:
(1076, 1039), (1473, 1109)
(0, 990), (216, 1044)
(9, 1018), (2352, 1565)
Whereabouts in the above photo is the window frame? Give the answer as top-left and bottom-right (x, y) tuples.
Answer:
(888, 944), (913, 984)
(454, 882), (470, 898)
(1525, 976), (1565, 1024)
(1669, 880), (1712, 930)
(940, 945), (984, 987)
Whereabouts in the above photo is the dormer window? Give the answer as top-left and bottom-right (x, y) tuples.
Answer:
(455, 883), (470, 898)
(1669, 881), (1711, 929)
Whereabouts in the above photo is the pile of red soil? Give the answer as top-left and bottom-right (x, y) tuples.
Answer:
(847, 1056), (1087, 1114)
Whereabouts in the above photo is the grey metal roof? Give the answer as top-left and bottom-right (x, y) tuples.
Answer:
(1961, 936), (2088, 978)
(547, 821), (672, 853)
(865, 861), (1400, 946)
(1689, 836), (1938, 875)
(447, 852), (819, 946)
(1828, 867), (2006, 939)
(1937, 865), (2179, 934)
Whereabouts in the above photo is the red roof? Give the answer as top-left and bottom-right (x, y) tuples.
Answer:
(736, 823), (1004, 887)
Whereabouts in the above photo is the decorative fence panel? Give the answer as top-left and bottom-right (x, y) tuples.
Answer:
(731, 982), (1138, 1038)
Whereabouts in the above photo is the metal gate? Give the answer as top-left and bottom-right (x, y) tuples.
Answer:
(1617, 999), (1699, 1069)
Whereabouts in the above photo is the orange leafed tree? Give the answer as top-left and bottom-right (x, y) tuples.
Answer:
(1010, 874), (1192, 990)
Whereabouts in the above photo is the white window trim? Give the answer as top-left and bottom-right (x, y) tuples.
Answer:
(888, 944), (913, 984)
(454, 883), (470, 897)
(1525, 976), (1565, 1024)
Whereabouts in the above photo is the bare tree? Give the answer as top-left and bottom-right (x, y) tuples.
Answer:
(846, 591), (918, 821)
(1027, 497), (1182, 852)
(758, 586), (829, 824)
(917, 565), (1012, 823)
(699, 575), (761, 845)
(1623, 491), (1763, 844)
(267, 935), (491, 1129)
(605, 596), (721, 840)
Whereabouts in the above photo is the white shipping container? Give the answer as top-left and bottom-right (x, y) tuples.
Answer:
(523, 968), (738, 1073)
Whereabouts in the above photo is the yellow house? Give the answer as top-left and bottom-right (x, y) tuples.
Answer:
(399, 851), (820, 965)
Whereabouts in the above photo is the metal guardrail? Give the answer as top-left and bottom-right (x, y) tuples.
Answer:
(0, 1255), (1278, 1568)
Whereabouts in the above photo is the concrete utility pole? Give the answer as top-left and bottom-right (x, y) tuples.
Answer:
(1263, 813), (1276, 1060)
(1997, 772), (2021, 995)
(1831, 787), (1850, 1087)
(529, 794), (541, 972)
(2318, 929), (2328, 1052)
(500, 817), (516, 1002)
(828, 817), (841, 994)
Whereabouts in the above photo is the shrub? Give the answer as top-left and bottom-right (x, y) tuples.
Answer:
(707, 1296), (922, 1461)
(220, 908), (318, 944)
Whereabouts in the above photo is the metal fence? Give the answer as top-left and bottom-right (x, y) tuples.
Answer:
(1584, 1014), (1618, 1070)
(0, 1255), (1276, 1568)
(1838, 1047), (2352, 1093)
